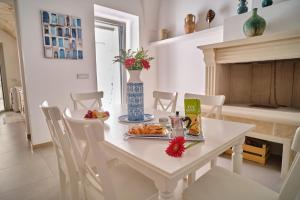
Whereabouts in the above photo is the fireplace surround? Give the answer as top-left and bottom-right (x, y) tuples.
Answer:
(198, 30), (300, 177)
(219, 59), (300, 109)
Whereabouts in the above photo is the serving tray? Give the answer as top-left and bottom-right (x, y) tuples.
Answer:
(124, 131), (205, 142)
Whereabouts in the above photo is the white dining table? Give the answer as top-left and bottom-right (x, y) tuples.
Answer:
(72, 106), (255, 200)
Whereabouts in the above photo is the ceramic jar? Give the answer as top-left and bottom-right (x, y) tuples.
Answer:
(184, 14), (196, 34)
(127, 70), (144, 121)
(262, 0), (273, 7)
(243, 8), (266, 37)
(159, 29), (169, 40)
(237, 0), (248, 14)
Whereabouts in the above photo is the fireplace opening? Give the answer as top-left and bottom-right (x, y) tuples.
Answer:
(216, 58), (300, 110)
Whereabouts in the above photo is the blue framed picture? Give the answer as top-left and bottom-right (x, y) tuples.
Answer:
(72, 18), (77, 27)
(58, 15), (65, 26)
(78, 50), (83, 59)
(51, 13), (57, 25)
(71, 28), (76, 38)
(41, 10), (83, 60)
(44, 36), (50, 46)
(77, 18), (81, 27)
(77, 28), (82, 40)
(57, 27), (63, 37)
(50, 25), (56, 36)
(58, 38), (64, 47)
(51, 37), (57, 46)
(59, 49), (65, 59)
(42, 11), (50, 24)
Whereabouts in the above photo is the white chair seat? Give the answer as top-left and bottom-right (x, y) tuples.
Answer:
(86, 163), (157, 200)
(183, 166), (278, 200)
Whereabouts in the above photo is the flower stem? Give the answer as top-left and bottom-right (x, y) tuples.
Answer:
(185, 141), (200, 149)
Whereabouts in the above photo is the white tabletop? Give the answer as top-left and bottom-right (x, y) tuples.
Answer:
(72, 106), (255, 178)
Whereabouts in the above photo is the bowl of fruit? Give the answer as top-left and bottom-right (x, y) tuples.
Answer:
(84, 110), (110, 121)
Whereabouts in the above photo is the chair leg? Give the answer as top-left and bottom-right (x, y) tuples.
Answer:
(211, 157), (217, 168)
(69, 177), (80, 200)
(58, 168), (68, 200)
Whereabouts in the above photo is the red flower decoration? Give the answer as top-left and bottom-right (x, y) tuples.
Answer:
(141, 59), (150, 70)
(165, 136), (186, 157)
(124, 58), (135, 69)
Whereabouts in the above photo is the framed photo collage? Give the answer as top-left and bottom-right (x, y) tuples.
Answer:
(41, 10), (83, 60)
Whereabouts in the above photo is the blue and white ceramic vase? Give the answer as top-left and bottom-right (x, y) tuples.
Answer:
(127, 70), (144, 121)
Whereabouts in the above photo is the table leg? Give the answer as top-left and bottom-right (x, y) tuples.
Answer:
(187, 172), (196, 185)
(281, 140), (291, 178)
(232, 137), (245, 174)
(155, 179), (178, 200)
(211, 157), (217, 168)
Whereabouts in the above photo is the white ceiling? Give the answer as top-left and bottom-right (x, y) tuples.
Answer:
(0, 1), (16, 38)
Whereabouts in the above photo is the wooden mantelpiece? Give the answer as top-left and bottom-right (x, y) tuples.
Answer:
(198, 30), (300, 178)
(199, 30), (300, 64)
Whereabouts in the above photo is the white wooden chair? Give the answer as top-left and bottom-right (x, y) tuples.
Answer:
(40, 101), (80, 200)
(153, 90), (178, 113)
(183, 127), (300, 200)
(63, 109), (158, 200)
(70, 91), (104, 110)
(184, 93), (225, 119)
(184, 93), (225, 181)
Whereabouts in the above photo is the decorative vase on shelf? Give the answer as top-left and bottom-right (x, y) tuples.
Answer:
(184, 14), (196, 34)
(127, 70), (144, 121)
(237, 0), (248, 14)
(262, 0), (273, 7)
(243, 8), (266, 37)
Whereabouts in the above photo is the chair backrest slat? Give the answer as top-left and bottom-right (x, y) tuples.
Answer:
(278, 127), (300, 200)
(153, 90), (178, 113)
(71, 91), (104, 110)
(184, 93), (225, 119)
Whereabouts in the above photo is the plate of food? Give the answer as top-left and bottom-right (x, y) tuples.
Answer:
(84, 110), (110, 121)
(126, 124), (169, 137)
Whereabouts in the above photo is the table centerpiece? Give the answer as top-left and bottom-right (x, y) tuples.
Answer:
(114, 48), (154, 121)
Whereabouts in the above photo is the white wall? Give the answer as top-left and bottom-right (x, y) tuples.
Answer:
(156, 0), (236, 106)
(16, 0), (97, 145)
(15, 0), (160, 145)
(158, 0), (237, 37)
(224, 0), (300, 41)
(0, 30), (21, 105)
(154, 27), (223, 106)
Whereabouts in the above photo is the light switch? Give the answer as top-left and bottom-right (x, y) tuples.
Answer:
(77, 73), (89, 79)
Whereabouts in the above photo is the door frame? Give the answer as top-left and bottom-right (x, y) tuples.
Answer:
(94, 17), (127, 105)
(0, 43), (10, 111)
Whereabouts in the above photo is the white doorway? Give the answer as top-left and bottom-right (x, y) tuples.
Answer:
(94, 19), (126, 107)
(0, 66), (5, 112)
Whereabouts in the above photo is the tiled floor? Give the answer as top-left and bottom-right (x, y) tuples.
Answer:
(0, 112), (283, 200)
(0, 112), (59, 200)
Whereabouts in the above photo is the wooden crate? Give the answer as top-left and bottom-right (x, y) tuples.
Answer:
(225, 143), (270, 165)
